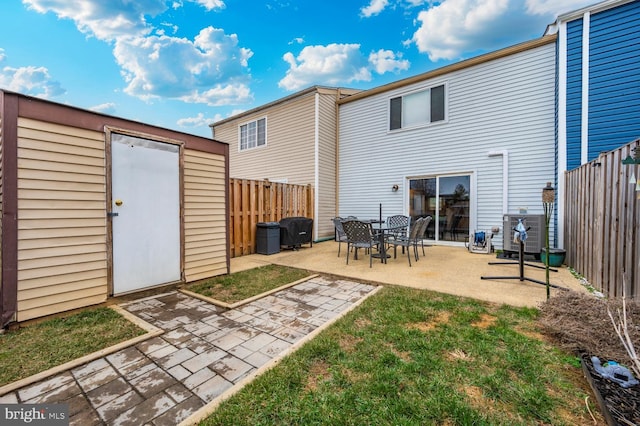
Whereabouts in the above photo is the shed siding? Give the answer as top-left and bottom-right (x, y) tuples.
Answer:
(339, 43), (556, 249)
(16, 118), (107, 322)
(0, 112), (3, 281)
(316, 92), (338, 238)
(222, 94), (316, 184)
(0, 111), (4, 303)
(588, 0), (640, 157)
(184, 150), (227, 281)
(565, 18), (583, 171)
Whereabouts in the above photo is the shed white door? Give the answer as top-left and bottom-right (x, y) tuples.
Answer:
(111, 134), (181, 294)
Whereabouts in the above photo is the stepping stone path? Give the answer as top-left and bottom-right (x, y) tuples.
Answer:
(0, 277), (376, 425)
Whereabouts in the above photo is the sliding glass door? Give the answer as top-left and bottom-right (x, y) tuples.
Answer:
(409, 175), (470, 243)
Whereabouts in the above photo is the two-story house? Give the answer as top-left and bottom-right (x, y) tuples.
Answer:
(210, 86), (360, 241)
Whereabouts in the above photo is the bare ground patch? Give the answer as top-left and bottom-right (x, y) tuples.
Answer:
(407, 311), (451, 332)
(339, 335), (363, 353)
(304, 360), (332, 392)
(471, 313), (497, 329)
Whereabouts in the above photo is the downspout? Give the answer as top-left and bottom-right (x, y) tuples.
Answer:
(314, 92), (320, 241)
(335, 89), (341, 217)
(488, 150), (509, 215)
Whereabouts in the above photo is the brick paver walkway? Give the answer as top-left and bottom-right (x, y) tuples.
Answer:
(0, 276), (376, 425)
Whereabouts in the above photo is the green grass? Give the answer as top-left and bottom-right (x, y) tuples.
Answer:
(202, 286), (595, 426)
(0, 307), (145, 387)
(185, 264), (311, 304)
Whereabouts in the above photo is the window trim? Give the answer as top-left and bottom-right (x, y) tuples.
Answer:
(388, 82), (448, 132)
(238, 117), (267, 151)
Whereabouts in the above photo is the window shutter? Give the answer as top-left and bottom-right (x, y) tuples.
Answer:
(431, 85), (445, 122)
(390, 97), (402, 130)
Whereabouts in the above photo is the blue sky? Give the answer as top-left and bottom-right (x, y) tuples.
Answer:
(0, 0), (597, 138)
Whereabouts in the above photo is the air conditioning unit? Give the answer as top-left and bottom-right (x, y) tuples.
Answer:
(502, 214), (545, 256)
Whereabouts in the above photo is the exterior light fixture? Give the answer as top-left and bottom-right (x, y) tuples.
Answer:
(392, 184), (399, 192)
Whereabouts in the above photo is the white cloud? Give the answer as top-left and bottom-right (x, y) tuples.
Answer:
(114, 26), (253, 105)
(179, 83), (253, 106)
(361, 0), (389, 17)
(0, 50), (65, 98)
(177, 112), (216, 127)
(525, 0), (596, 16)
(24, 0), (167, 41)
(90, 102), (117, 114)
(24, 0), (250, 106)
(411, 0), (598, 61)
(279, 44), (372, 91)
(412, 0), (511, 61)
(193, 0), (226, 11)
(369, 49), (410, 74)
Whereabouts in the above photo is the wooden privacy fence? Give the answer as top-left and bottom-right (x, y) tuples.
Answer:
(564, 139), (639, 299)
(229, 178), (314, 258)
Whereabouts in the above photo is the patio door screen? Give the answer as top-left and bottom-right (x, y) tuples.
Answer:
(409, 175), (470, 243)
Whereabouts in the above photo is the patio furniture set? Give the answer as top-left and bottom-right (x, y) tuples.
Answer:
(332, 215), (432, 267)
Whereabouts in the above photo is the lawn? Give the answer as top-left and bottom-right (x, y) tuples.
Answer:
(202, 285), (598, 425)
(0, 266), (603, 424)
(185, 264), (312, 304)
(0, 307), (145, 387)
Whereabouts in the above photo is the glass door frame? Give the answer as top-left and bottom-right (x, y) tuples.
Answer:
(404, 171), (477, 245)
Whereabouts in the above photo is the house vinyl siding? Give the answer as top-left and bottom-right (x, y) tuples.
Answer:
(339, 42), (557, 249)
(214, 87), (357, 240)
(316, 92), (338, 238)
(588, 0), (640, 158)
(561, 0), (640, 170)
(184, 150), (227, 281)
(16, 118), (107, 322)
(565, 19), (583, 171)
(223, 94), (316, 184)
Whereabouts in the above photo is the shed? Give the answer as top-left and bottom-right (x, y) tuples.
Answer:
(0, 90), (229, 326)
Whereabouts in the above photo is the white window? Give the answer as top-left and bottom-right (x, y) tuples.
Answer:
(240, 118), (266, 151)
(390, 84), (446, 130)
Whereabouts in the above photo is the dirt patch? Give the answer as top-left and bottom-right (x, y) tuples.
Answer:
(408, 311), (451, 332)
(514, 325), (546, 342)
(339, 335), (363, 353)
(462, 385), (485, 406)
(471, 313), (497, 329)
(304, 360), (331, 392)
(446, 348), (473, 362)
(354, 317), (372, 329)
(458, 384), (519, 423)
(341, 367), (370, 384)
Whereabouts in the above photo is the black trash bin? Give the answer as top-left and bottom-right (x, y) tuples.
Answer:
(256, 222), (280, 255)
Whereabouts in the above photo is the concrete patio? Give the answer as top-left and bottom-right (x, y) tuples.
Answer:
(235, 240), (587, 308)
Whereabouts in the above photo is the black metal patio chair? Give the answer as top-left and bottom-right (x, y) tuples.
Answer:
(386, 217), (425, 266)
(332, 217), (349, 257)
(342, 219), (379, 267)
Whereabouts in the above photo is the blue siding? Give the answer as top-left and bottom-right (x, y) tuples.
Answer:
(554, 42), (559, 247)
(588, 1), (640, 159)
(565, 19), (583, 170)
